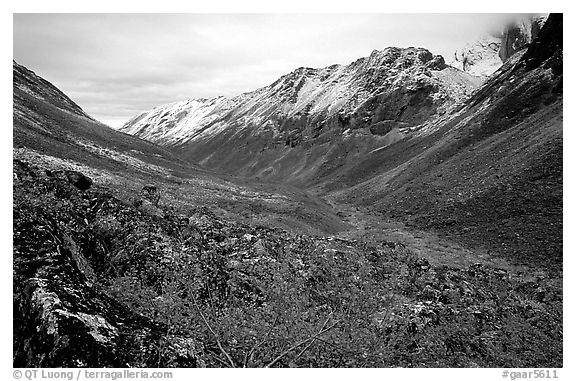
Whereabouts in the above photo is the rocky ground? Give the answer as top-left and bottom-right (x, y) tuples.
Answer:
(13, 158), (562, 367)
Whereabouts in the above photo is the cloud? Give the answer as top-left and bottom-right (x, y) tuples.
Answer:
(13, 13), (540, 128)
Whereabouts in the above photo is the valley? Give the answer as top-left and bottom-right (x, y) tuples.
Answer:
(12, 14), (563, 368)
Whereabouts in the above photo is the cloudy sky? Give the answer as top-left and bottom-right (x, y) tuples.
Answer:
(13, 13), (535, 127)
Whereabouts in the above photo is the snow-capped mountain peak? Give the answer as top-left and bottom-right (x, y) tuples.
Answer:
(120, 47), (479, 150)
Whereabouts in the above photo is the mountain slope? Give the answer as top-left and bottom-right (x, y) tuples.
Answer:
(120, 47), (481, 184)
(13, 60), (93, 120)
(13, 60), (349, 236)
(121, 14), (562, 273)
(334, 13), (562, 272)
(13, 61), (198, 178)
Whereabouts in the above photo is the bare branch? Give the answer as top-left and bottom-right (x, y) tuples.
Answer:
(264, 317), (338, 368)
(207, 350), (233, 368)
(243, 314), (279, 368)
(192, 296), (236, 368)
(292, 314), (332, 363)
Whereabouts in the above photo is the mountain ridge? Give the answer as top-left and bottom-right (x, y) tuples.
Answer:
(120, 46), (481, 183)
(13, 61), (94, 120)
(120, 47), (479, 142)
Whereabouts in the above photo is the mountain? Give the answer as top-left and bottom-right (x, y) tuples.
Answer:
(334, 13), (563, 272)
(13, 14), (563, 368)
(447, 15), (548, 78)
(121, 14), (562, 273)
(120, 47), (482, 183)
(13, 60), (346, 235)
(447, 34), (503, 77)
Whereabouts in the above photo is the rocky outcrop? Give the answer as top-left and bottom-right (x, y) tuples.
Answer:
(522, 14), (562, 72)
(45, 169), (93, 190)
(13, 160), (202, 367)
(448, 15), (548, 78)
(499, 16), (547, 62)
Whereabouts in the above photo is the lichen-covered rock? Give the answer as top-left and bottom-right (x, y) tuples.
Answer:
(14, 266), (202, 367)
(13, 161), (202, 368)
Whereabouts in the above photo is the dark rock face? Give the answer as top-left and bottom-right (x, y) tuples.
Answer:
(45, 169), (93, 190)
(522, 13), (563, 72)
(499, 16), (548, 62)
(369, 120), (403, 136)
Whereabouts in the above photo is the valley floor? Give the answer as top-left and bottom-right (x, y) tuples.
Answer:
(323, 196), (530, 273)
(13, 154), (562, 368)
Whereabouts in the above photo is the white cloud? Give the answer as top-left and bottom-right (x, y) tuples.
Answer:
(13, 13), (539, 127)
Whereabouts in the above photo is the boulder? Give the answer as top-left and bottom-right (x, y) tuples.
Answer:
(135, 198), (165, 219)
(253, 239), (268, 256)
(45, 169), (93, 190)
(65, 170), (93, 190)
(141, 185), (160, 206)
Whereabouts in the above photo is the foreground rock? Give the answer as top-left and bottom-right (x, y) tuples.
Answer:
(13, 160), (202, 367)
(13, 159), (562, 367)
